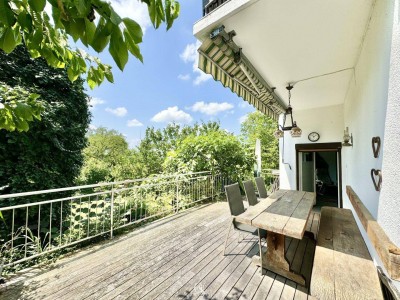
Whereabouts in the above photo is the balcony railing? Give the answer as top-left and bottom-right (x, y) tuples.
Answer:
(202, 0), (231, 16)
(0, 172), (228, 270)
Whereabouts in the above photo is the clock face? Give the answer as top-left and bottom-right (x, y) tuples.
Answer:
(308, 132), (320, 142)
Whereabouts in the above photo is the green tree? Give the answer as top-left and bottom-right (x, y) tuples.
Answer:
(240, 111), (279, 170)
(135, 122), (222, 177)
(0, 45), (90, 196)
(164, 130), (254, 182)
(78, 127), (137, 184)
(0, 0), (179, 131)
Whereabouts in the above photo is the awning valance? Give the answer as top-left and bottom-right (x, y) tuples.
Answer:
(198, 31), (286, 120)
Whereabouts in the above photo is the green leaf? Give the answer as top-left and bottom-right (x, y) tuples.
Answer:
(104, 66), (114, 83)
(67, 66), (79, 82)
(82, 19), (96, 46)
(123, 29), (143, 63)
(69, 18), (85, 42)
(0, 0), (16, 26)
(109, 7), (122, 25)
(87, 67), (98, 89)
(122, 18), (143, 44)
(0, 28), (18, 53)
(91, 18), (111, 52)
(109, 28), (128, 70)
(74, 0), (88, 15)
(17, 10), (33, 32)
(29, 0), (47, 12)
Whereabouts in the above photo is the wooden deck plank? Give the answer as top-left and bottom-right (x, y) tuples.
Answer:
(205, 241), (259, 300)
(29, 204), (224, 297)
(253, 271), (275, 300)
(224, 260), (258, 300)
(42, 209), (229, 299)
(186, 238), (255, 299)
(266, 275), (286, 300)
(169, 233), (253, 299)
(153, 230), (244, 300)
(0, 202), (324, 300)
(237, 266), (264, 300)
(102, 225), (230, 299)
(280, 279), (297, 300)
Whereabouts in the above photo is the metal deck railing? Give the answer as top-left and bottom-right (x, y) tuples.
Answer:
(0, 172), (228, 269)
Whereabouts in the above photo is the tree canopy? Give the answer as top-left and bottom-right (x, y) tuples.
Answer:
(164, 130), (254, 182)
(0, 0), (180, 131)
(240, 111), (279, 170)
(78, 127), (136, 184)
(0, 45), (90, 194)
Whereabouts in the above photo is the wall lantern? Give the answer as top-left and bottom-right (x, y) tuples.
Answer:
(274, 84), (302, 139)
(342, 127), (353, 146)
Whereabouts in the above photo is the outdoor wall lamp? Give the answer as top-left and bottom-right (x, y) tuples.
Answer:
(274, 84), (302, 139)
(342, 126), (353, 146)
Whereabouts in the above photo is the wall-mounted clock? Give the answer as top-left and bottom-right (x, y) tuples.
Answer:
(308, 132), (320, 142)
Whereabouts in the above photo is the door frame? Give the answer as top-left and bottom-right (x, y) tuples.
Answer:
(295, 142), (343, 208)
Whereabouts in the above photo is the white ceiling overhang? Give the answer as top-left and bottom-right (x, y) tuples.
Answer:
(194, 0), (375, 111)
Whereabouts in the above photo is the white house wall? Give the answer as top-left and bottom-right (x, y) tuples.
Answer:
(280, 0), (399, 285)
(279, 104), (344, 189)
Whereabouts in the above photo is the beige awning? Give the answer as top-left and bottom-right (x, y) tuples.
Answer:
(198, 32), (286, 120)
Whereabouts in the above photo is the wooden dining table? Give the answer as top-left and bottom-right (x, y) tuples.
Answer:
(235, 189), (316, 286)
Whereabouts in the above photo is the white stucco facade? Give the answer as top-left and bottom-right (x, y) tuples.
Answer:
(194, 0), (400, 286)
(278, 0), (399, 284)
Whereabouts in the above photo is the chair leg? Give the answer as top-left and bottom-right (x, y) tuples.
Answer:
(223, 223), (233, 256)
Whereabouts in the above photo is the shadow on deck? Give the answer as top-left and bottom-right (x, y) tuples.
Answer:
(0, 202), (319, 300)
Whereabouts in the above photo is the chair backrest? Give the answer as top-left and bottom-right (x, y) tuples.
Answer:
(243, 180), (258, 206)
(255, 177), (268, 198)
(225, 183), (245, 216)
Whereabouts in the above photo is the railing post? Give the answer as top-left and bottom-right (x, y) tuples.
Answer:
(110, 184), (114, 239)
(175, 176), (179, 213)
(211, 174), (215, 201)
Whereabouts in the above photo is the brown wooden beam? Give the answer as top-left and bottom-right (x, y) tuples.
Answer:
(346, 185), (400, 280)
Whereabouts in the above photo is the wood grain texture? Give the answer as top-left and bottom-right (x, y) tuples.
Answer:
(0, 204), (321, 300)
(311, 207), (383, 300)
(347, 185), (400, 280)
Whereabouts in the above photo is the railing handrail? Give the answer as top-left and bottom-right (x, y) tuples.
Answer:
(0, 171), (211, 200)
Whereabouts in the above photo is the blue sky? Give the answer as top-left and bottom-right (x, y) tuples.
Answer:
(86, 0), (255, 148)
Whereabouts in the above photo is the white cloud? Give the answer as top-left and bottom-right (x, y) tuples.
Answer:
(190, 101), (234, 116)
(127, 119), (144, 127)
(178, 74), (191, 81)
(89, 97), (105, 110)
(105, 107), (128, 117)
(239, 114), (249, 124)
(89, 124), (97, 130)
(180, 41), (212, 85)
(151, 106), (193, 124)
(109, 0), (151, 34)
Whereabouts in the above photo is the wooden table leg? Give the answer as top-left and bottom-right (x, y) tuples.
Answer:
(253, 231), (306, 286)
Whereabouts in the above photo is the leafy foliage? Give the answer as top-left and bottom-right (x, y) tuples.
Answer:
(0, 45), (90, 196)
(240, 111), (279, 170)
(135, 122), (222, 177)
(0, 0), (179, 84)
(0, 0), (179, 132)
(78, 127), (136, 184)
(0, 83), (43, 132)
(164, 130), (254, 182)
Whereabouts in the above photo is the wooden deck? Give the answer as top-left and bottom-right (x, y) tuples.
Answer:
(0, 201), (320, 300)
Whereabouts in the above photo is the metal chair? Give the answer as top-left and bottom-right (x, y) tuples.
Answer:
(243, 180), (259, 206)
(255, 177), (269, 198)
(223, 183), (261, 255)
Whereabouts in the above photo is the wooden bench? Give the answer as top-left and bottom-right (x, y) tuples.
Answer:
(310, 207), (383, 299)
